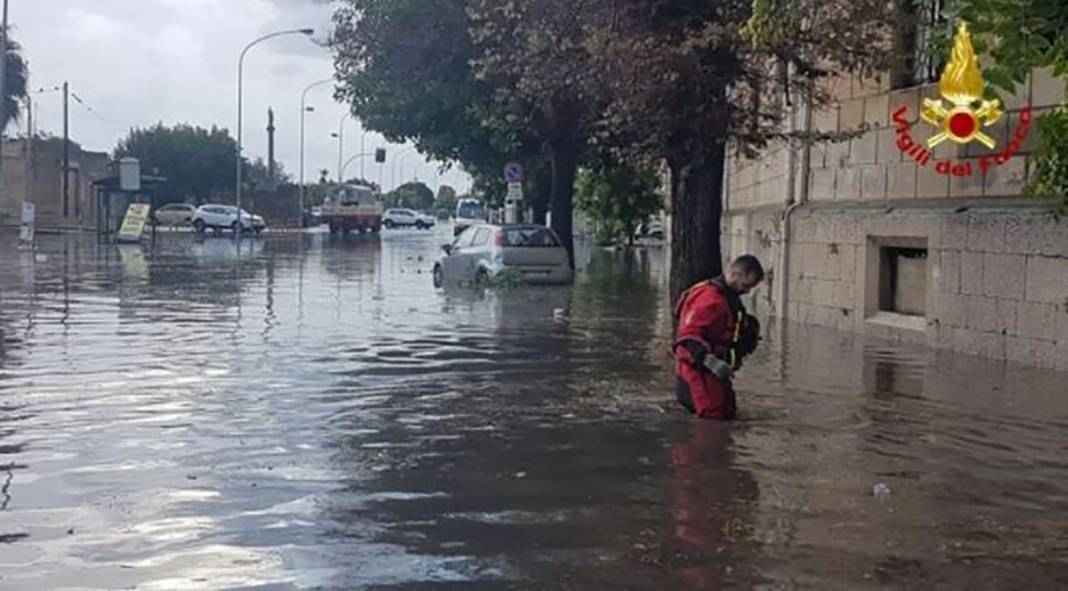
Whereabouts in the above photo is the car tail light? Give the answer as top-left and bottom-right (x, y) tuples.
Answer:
(495, 230), (505, 247)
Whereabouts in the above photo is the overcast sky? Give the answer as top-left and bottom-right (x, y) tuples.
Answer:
(12, 0), (471, 194)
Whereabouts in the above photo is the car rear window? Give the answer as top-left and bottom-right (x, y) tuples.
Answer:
(472, 228), (491, 246)
(502, 227), (560, 247)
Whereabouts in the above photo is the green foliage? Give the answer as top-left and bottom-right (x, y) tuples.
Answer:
(245, 157), (291, 192)
(940, 0), (1068, 212)
(114, 123), (239, 202)
(331, 0), (527, 184)
(1029, 106), (1068, 215)
(3, 32), (28, 131)
(386, 181), (434, 210)
(435, 185), (459, 217)
(574, 163), (663, 247)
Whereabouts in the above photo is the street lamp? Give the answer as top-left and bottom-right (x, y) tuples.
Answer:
(236, 27), (314, 238)
(335, 112), (348, 183)
(299, 77), (332, 217)
(340, 152), (375, 180)
(391, 146), (417, 189)
(396, 149), (419, 188)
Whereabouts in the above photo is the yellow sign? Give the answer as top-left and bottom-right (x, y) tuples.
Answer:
(920, 23), (1003, 148)
(117, 203), (151, 242)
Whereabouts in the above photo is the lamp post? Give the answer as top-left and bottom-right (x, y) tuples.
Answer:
(340, 152), (375, 181)
(299, 77), (332, 219)
(236, 27), (314, 239)
(397, 150), (419, 188)
(334, 112), (348, 182)
(391, 147), (416, 190)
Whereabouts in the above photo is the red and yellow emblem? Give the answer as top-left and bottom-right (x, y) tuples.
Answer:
(920, 23), (1003, 148)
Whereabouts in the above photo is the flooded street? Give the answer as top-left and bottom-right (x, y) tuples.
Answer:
(1, 227), (1067, 590)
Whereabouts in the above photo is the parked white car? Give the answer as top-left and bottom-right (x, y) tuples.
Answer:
(635, 216), (665, 240)
(151, 203), (196, 227)
(383, 208), (435, 230)
(192, 204), (266, 235)
(433, 223), (572, 287)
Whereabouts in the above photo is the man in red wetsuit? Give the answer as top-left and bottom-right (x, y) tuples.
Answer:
(673, 255), (765, 420)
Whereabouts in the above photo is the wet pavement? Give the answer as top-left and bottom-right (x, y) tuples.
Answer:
(1, 227), (1067, 590)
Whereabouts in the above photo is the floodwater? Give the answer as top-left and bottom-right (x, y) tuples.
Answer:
(1, 227), (1067, 590)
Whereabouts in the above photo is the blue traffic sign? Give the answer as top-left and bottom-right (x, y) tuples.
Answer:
(504, 162), (523, 183)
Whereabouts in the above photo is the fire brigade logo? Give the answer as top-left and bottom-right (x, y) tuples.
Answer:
(920, 23), (1002, 149)
(891, 22), (1031, 179)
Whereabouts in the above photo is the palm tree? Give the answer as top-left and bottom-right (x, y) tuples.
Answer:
(3, 32), (28, 132)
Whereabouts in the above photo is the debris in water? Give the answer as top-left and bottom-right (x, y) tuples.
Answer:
(553, 308), (567, 322)
(872, 483), (891, 498)
(514, 471), (527, 479)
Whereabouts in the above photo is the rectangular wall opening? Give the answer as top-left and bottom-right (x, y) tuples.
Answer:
(879, 246), (928, 316)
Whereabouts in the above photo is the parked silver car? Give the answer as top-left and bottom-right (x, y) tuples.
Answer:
(433, 224), (573, 287)
(151, 203), (196, 227)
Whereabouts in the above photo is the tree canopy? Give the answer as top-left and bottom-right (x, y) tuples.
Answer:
(332, 0), (895, 297)
(386, 181), (434, 210)
(575, 162), (663, 247)
(114, 123), (238, 202)
(2, 32), (28, 132)
(114, 123), (289, 202)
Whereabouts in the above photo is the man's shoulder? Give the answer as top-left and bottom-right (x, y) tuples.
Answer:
(684, 281), (728, 307)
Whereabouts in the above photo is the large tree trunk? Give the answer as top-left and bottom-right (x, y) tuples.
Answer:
(529, 161), (551, 225)
(669, 142), (726, 311)
(549, 140), (578, 268)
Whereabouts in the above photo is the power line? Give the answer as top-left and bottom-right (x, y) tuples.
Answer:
(69, 91), (120, 127)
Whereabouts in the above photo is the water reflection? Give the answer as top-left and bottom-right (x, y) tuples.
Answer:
(0, 229), (1067, 589)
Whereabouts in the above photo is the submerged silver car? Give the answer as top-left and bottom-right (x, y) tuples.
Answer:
(433, 224), (573, 287)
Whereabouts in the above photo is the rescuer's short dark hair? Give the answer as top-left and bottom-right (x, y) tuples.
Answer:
(730, 255), (765, 282)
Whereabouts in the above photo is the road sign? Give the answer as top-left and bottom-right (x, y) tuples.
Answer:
(504, 162), (523, 183)
(117, 203), (151, 243)
(506, 181), (523, 203)
(19, 202), (35, 243)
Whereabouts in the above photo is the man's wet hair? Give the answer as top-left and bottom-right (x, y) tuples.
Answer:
(730, 255), (765, 282)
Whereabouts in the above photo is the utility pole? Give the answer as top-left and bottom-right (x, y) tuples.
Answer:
(24, 95), (31, 204)
(63, 82), (70, 219)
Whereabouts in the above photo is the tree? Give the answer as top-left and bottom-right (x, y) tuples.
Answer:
(246, 157), (292, 192)
(2, 33), (28, 132)
(332, 0), (560, 248)
(575, 162), (663, 247)
(584, 0), (893, 303)
(114, 123), (239, 202)
(332, 0), (535, 194)
(938, 0), (1068, 214)
(435, 187), (459, 218)
(467, 0), (605, 266)
(436, 184), (457, 203)
(386, 181), (434, 210)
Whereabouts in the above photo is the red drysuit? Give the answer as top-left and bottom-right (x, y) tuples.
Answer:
(673, 279), (744, 420)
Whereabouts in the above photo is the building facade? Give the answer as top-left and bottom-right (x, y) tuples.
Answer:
(0, 138), (110, 230)
(723, 66), (1068, 372)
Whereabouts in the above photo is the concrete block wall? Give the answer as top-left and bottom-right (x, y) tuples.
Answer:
(782, 206), (1068, 371)
(722, 68), (1066, 371)
(807, 67), (1058, 205)
(935, 211), (1068, 370)
(724, 209), (782, 320)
